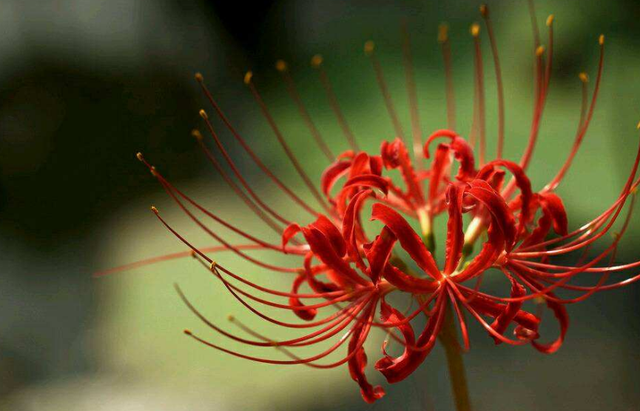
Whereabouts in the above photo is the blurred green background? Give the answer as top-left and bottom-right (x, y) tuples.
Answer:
(1, 0), (640, 410)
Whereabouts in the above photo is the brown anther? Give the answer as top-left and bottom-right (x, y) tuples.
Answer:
(579, 72), (589, 83)
(184, 329), (193, 336)
(546, 15), (554, 27)
(275, 60), (287, 72)
(243, 71), (253, 85)
(479, 4), (488, 17)
(438, 23), (449, 43)
(189, 250), (197, 258)
(310, 54), (323, 68)
(194, 72), (203, 82)
(470, 23), (480, 37)
(227, 314), (235, 322)
(364, 40), (375, 55)
(191, 129), (203, 141)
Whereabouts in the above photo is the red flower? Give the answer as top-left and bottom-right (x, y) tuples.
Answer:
(100, 4), (640, 405)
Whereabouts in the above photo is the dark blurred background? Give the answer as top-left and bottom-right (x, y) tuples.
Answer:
(1, 0), (640, 410)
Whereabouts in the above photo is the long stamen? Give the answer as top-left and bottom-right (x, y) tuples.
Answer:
(189, 261), (356, 312)
(480, 5), (506, 159)
(215, 264), (347, 300)
(214, 263), (367, 329)
(150, 205), (215, 264)
(439, 24), (456, 131)
(156, 176), (299, 272)
(227, 311), (367, 361)
(197, 109), (296, 225)
(470, 23), (486, 166)
(543, 35), (605, 192)
(543, 15), (555, 96)
(195, 74), (320, 217)
(138, 153), (296, 255)
(515, 121), (640, 259)
(365, 41), (407, 143)
(504, 199), (634, 304)
(176, 284), (355, 352)
(509, 3), (555, 181)
(192, 130), (285, 237)
(527, 0), (541, 51)
(310, 55), (360, 151)
(245, 72), (332, 214)
(275, 60), (335, 161)
(94, 244), (273, 278)
(182, 299), (377, 368)
(578, 72), (590, 128)
(401, 21), (424, 168)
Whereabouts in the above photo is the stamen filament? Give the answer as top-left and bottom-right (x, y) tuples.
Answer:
(246, 73), (332, 214)
(439, 24), (456, 131)
(365, 41), (407, 143)
(276, 60), (335, 161)
(480, 5), (506, 159)
(196, 75), (320, 217)
(311, 55), (360, 151)
(401, 22), (424, 168)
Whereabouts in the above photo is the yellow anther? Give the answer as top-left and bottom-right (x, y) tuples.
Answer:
(151, 206), (159, 214)
(470, 23), (480, 37)
(536, 45), (545, 57)
(199, 109), (208, 119)
(438, 23), (449, 43)
(209, 261), (217, 271)
(191, 129), (203, 141)
(364, 40), (375, 55)
(310, 54), (323, 68)
(599, 34), (605, 45)
(275, 60), (287, 72)
(136, 152), (144, 162)
(579, 72), (589, 83)
(243, 71), (253, 85)
(194, 72), (203, 82)
(189, 250), (197, 258)
(546, 14), (554, 27)
(636, 120), (640, 130)
(149, 166), (158, 177)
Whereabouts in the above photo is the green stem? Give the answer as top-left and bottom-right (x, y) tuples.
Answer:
(438, 305), (472, 411)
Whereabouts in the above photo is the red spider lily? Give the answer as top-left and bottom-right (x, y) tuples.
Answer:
(98, 3), (640, 406)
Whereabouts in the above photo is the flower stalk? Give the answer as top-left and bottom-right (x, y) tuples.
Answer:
(439, 305), (472, 411)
